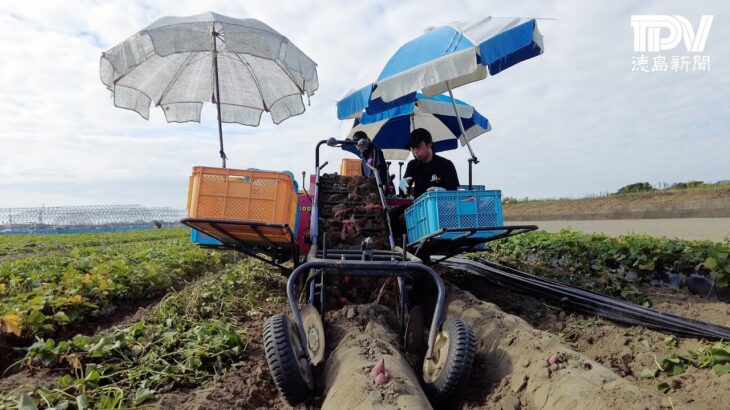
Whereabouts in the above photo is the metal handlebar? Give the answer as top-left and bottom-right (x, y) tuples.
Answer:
(287, 259), (446, 361)
(365, 162), (396, 250)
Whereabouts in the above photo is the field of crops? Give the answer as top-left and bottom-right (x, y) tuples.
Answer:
(0, 229), (232, 341)
(472, 229), (730, 303)
(0, 229), (185, 258)
(1, 228), (729, 409)
(0, 228), (289, 409)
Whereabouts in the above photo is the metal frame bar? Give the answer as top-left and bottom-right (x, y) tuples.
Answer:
(317, 249), (401, 254)
(228, 242), (287, 268)
(410, 225), (538, 264)
(181, 218), (298, 271)
(310, 155), (329, 246)
(206, 221), (239, 243)
(317, 254), (402, 262)
(364, 162), (396, 250)
(287, 258), (446, 361)
(250, 224), (278, 248)
(410, 225), (538, 247)
(183, 217), (296, 235)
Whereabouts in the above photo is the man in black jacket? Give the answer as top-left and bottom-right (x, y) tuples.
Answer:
(352, 131), (389, 189)
(400, 128), (460, 197)
(391, 128), (460, 240)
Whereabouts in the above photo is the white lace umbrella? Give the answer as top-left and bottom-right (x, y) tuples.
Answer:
(100, 11), (319, 167)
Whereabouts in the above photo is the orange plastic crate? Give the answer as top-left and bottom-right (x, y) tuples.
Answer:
(187, 166), (298, 244)
(340, 158), (362, 176)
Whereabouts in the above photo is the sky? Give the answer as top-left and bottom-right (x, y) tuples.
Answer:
(0, 0), (728, 208)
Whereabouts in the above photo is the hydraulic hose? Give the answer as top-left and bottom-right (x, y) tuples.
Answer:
(442, 257), (730, 340)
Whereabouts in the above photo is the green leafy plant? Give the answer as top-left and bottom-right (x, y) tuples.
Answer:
(468, 229), (730, 306)
(640, 368), (659, 378)
(1, 258), (286, 409)
(657, 355), (689, 376)
(687, 341), (730, 375)
(699, 245), (730, 288)
(651, 341), (730, 394)
(1, 233), (230, 341)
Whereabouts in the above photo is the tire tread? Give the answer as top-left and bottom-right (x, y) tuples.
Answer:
(263, 314), (311, 405)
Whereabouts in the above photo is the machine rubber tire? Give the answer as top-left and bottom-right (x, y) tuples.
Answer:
(422, 317), (476, 401)
(263, 314), (313, 405)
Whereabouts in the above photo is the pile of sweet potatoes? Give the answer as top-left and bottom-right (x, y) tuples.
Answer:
(318, 174), (389, 250)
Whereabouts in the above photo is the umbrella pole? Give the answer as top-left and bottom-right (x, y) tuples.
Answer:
(212, 30), (227, 168)
(445, 82), (478, 189)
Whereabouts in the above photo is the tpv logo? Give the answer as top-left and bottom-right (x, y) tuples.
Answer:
(631, 15), (713, 52)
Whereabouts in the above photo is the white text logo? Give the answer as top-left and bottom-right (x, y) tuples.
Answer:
(631, 15), (713, 52)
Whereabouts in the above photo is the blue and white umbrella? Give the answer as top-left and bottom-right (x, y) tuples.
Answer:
(337, 17), (543, 163)
(344, 93), (491, 161)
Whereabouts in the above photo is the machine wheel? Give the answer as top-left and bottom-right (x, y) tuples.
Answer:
(301, 304), (325, 365)
(263, 314), (313, 405)
(422, 317), (476, 401)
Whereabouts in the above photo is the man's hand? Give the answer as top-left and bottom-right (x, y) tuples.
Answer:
(426, 186), (446, 193)
(399, 177), (413, 193)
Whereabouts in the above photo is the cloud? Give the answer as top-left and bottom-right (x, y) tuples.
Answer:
(0, 0), (728, 208)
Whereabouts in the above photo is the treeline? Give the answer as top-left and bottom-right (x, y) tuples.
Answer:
(615, 180), (728, 195)
(503, 180), (730, 204)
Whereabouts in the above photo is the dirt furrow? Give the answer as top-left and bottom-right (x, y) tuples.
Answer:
(447, 286), (688, 409)
(321, 305), (432, 409)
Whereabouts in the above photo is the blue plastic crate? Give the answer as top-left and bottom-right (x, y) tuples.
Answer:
(405, 190), (503, 243)
(190, 229), (223, 246)
(458, 185), (485, 191)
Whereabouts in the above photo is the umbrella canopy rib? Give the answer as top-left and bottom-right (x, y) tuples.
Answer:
(156, 52), (197, 106)
(231, 52), (268, 112)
